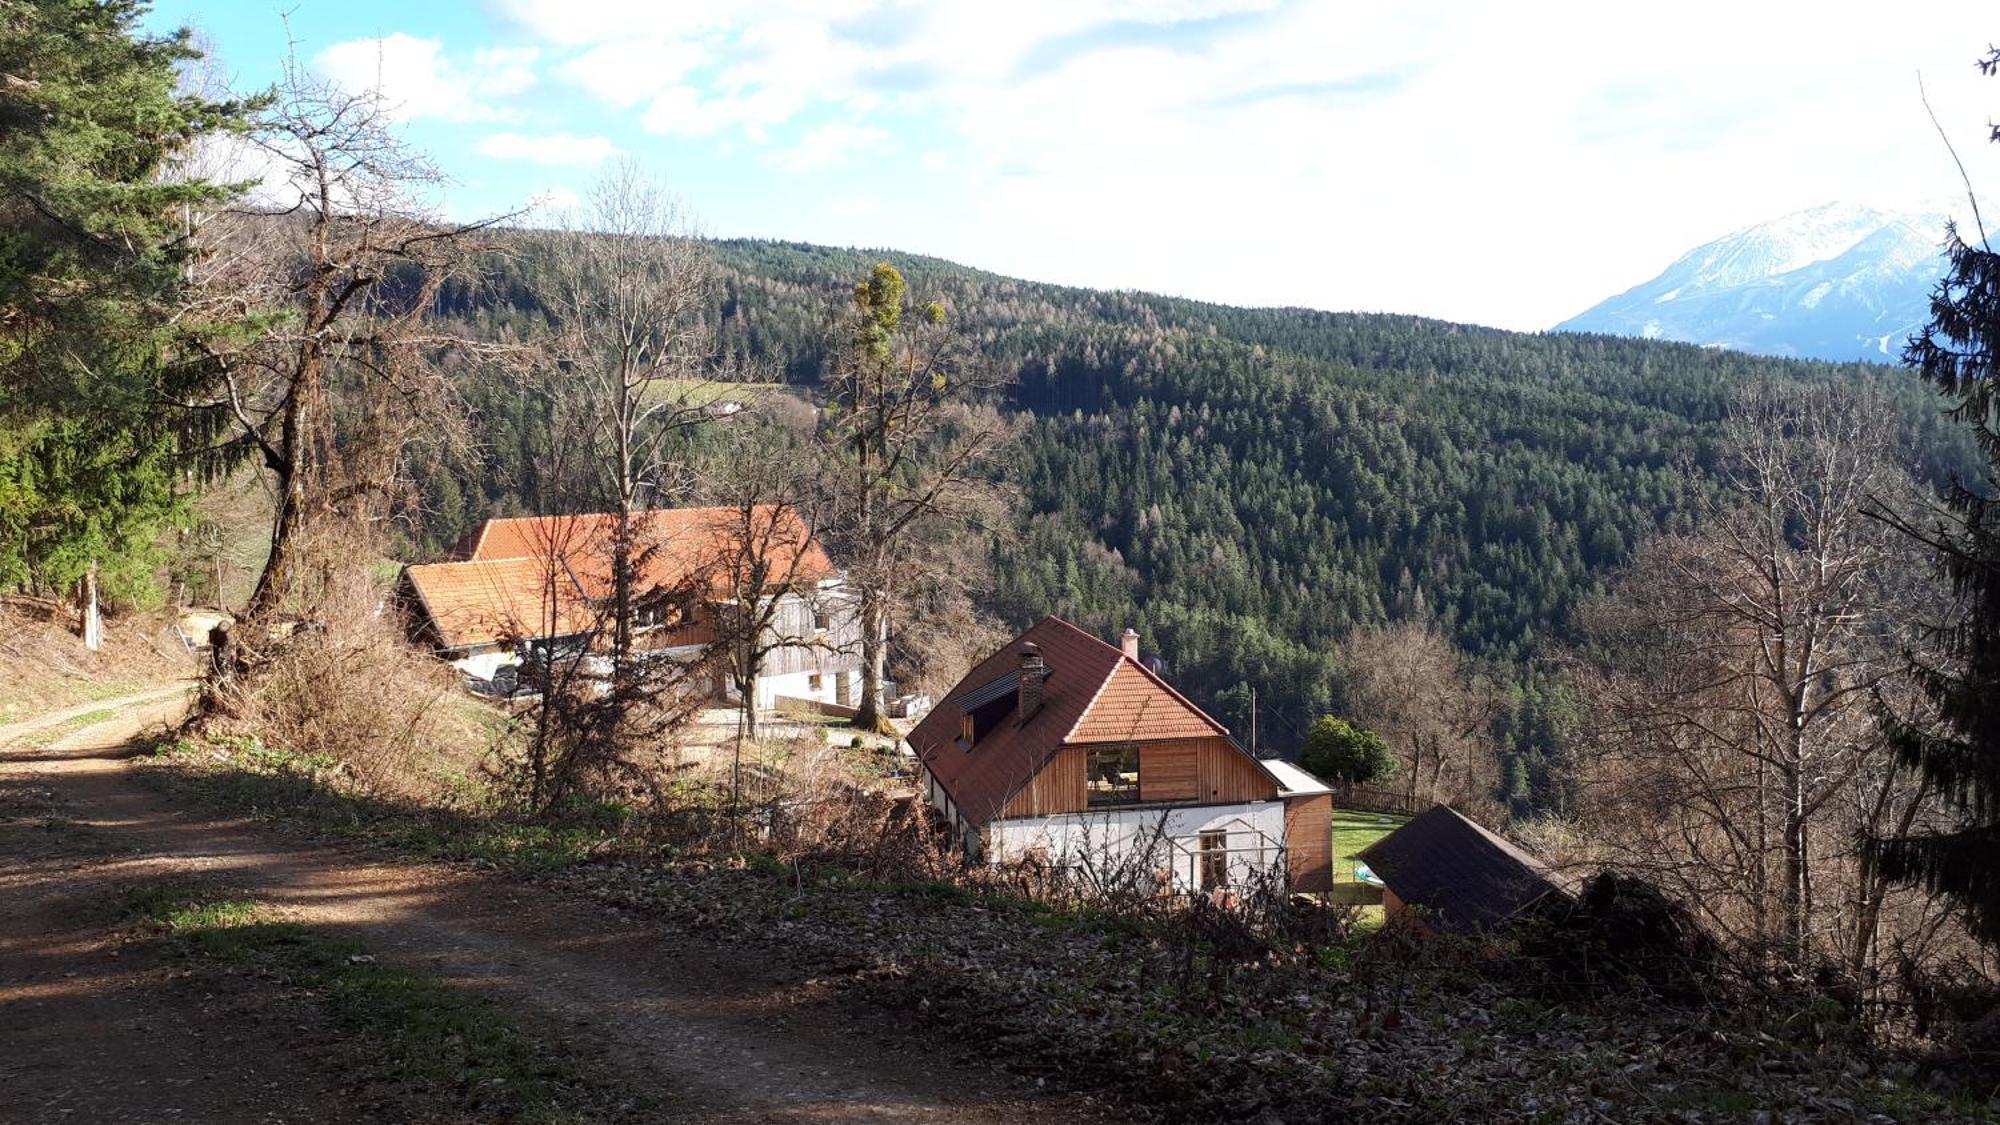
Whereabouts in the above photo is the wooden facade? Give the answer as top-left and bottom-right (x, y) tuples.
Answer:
(1283, 793), (1334, 892)
(999, 747), (1084, 817)
(999, 735), (1277, 818)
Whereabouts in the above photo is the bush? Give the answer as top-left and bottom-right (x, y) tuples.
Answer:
(1298, 715), (1395, 784)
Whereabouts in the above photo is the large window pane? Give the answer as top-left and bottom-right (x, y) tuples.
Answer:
(1087, 746), (1140, 806)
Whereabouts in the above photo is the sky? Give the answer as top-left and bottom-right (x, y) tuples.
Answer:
(144, 0), (2000, 332)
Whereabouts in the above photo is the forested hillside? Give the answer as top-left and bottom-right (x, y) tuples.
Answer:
(416, 237), (1974, 800)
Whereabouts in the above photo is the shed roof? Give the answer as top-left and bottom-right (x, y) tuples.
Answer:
(1357, 806), (1570, 935)
(907, 616), (1271, 826)
(1261, 758), (1333, 797)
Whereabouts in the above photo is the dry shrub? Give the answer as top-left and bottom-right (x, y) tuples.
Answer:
(199, 523), (457, 796)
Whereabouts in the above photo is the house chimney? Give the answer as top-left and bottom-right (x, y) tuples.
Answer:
(1018, 642), (1045, 721)
(1120, 628), (1140, 661)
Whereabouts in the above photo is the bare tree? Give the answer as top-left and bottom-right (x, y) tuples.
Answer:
(187, 54), (505, 632)
(494, 391), (719, 817)
(824, 262), (1012, 731)
(1343, 619), (1499, 816)
(698, 419), (839, 744)
(529, 161), (719, 709)
(1575, 380), (1942, 970)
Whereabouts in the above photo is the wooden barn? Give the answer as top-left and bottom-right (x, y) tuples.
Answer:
(1358, 805), (1571, 935)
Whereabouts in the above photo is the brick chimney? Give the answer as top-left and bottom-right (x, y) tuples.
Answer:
(1120, 628), (1140, 661)
(1018, 642), (1045, 721)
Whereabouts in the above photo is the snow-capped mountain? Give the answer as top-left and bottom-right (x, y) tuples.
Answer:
(1556, 203), (1961, 363)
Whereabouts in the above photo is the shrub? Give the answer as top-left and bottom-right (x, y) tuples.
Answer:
(1298, 715), (1395, 784)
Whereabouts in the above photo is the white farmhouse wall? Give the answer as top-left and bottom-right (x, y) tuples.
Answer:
(988, 802), (1288, 892)
(753, 668), (859, 710)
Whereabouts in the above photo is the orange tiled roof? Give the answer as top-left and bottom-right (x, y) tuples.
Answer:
(407, 506), (834, 650)
(465, 508), (834, 597)
(404, 557), (595, 650)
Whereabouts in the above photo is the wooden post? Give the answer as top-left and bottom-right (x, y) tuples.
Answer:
(80, 562), (102, 652)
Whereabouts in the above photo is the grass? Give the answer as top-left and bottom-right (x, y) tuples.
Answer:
(125, 880), (640, 1122)
(144, 737), (624, 876)
(1328, 808), (1405, 929)
(1331, 808), (1406, 883)
(15, 707), (117, 748)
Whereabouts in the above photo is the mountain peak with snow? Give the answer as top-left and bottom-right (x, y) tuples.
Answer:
(1556, 202), (1960, 363)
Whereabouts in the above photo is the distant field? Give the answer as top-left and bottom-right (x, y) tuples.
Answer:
(645, 379), (781, 407)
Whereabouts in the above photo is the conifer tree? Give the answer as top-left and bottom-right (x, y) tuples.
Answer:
(0, 0), (248, 621)
(1875, 45), (2000, 942)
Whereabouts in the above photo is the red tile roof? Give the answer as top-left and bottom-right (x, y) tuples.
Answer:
(406, 506), (833, 650)
(466, 508), (833, 597)
(404, 557), (594, 650)
(908, 616), (1259, 826)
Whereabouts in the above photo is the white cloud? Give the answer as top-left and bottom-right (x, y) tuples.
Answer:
(556, 40), (704, 107)
(477, 132), (622, 166)
(475, 1), (2000, 328)
(314, 34), (539, 123)
(769, 123), (891, 173)
(531, 185), (584, 215)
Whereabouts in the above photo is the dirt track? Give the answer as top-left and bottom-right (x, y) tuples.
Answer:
(0, 709), (1095, 1123)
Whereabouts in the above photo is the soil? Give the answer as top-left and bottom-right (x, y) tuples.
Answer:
(0, 698), (1103, 1124)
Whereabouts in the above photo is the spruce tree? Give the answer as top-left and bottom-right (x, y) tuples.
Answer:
(1876, 45), (2000, 942)
(0, 0), (247, 610)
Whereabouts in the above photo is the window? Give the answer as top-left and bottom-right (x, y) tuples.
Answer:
(808, 673), (823, 693)
(1199, 830), (1229, 890)
(959, 712), (976, 747)
(1086, 746), (1141, 807)
(813, 608), (831, 632)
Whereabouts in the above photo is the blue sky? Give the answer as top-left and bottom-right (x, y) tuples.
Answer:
(146, 1), (2000, 331)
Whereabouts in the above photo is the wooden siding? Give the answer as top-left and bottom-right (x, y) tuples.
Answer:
(1196, 738), (1279, 803)
(1284, 793), (1334, 892)
(1139, 741), (1199, 802)
(1000, 746), (1085, 817)
(999, 736), (1275, 818)
(749, 591), (863, 676)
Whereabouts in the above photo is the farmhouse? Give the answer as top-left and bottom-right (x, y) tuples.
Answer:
(1357, 805), (1571, 935)
(401, 508), (862, 709)
(907, 616), (1334, 894)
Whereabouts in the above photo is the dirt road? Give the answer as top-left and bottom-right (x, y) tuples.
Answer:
(0, 681), (194, 755)
(0, 711), (1094, 1123)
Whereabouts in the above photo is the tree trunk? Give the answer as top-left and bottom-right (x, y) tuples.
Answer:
(1782, 763), (1810, 966)
(244, 348), (321, 623)
(853, 591), (891, 733)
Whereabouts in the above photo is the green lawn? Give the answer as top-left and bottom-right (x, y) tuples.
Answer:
(1332, 807), (1407, 882)
(1328, 809), (1407, 925)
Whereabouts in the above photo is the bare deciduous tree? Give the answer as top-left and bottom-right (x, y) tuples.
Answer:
(1343, 619), (1499, 816)
(188, 55), (504, 630)
(1575, 380), (1945, 972)
(529, 161), (720, 714)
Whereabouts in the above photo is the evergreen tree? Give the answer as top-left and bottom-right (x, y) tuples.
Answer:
(1297, 715), (1395, 785)
(1874, 45), (2000, 942)
(0, 0), (247, 613)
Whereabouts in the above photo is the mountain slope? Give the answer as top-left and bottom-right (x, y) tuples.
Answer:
(1557, 203), (1953, 362)
(420, 237), (1977, 805)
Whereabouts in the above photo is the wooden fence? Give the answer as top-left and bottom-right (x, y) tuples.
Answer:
(1330, 783), (1428, 819)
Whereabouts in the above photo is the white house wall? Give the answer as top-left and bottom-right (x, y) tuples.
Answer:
(987, 802), (1289, 892)
(754, 668), (860, 710)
